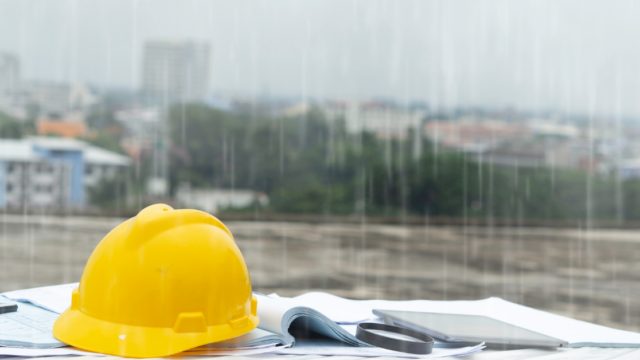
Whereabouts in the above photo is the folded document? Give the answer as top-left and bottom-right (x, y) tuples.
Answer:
(275, 338), (484, 359)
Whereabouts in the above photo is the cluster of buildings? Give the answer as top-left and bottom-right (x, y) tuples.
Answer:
(422, 117), (628, 176)
(4, 38), (640, 212)
(0, 137), (129, 209)
(0, 40), (210, 122)
(282, 101), (640, 178)
(283, 100), (428, 140)
(0, 51), (133, 210)
(280, 102), (613, 176)
(0, 41), (268, 212)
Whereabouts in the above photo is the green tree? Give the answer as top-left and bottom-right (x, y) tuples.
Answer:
(0, 111), (23, 138)
(83, 131), (125, 154)
(86, 108), (118, 129)
(164, 102), (640, 222)
(87, 172), (128, 210)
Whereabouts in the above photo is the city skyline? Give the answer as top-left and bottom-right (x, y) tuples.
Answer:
(3, 1), (640, 117)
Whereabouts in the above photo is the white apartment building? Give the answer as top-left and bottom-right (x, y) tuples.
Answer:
(0, 137), (130, 209)
(27, 83), (98, 115)
(175, 183), (268, 214)
(142, 40), (211, 102)
(322, 101), (427, 139)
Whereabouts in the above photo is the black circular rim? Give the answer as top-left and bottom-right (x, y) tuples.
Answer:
(356, 322), (434, 354)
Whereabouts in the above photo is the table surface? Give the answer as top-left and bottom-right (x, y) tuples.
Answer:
(8, 348), (640, 360)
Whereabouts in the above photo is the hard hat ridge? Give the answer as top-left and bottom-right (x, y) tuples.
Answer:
(127, 204), (234, 244)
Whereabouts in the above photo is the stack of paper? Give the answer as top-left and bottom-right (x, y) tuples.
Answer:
(2, 283), (78, 315)
(0, 284), (486, 358)
(275, 338), (484, 358)
(5, 283), (640, 358)
(288, 292), (640, 347)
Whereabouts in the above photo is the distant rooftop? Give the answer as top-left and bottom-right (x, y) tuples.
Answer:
(37, 119), (87, 138)
(0, 137), (130, 166)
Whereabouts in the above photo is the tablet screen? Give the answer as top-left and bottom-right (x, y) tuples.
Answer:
(373, 309), (567, 347)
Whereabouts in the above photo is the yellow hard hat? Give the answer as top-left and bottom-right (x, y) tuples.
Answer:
(53, 204), (259, 358)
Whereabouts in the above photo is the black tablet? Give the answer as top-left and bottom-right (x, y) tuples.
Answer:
(373, 309), (568, 349)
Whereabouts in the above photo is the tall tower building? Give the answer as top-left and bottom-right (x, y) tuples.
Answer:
(141, 40), (211, 102)
(0, 53), (21, 107)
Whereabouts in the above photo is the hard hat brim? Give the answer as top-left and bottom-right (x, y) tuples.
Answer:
(53, 306), (259, 358)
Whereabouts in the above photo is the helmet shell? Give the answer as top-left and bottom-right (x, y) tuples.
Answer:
(53, 204), (259, 358)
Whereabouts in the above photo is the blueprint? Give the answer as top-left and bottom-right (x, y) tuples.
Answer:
(0, 297), (65, 348)
(2, 283), (78, 314)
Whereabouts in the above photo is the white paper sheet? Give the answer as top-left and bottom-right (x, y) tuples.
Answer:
(1, 283), (78, 314)
(290, 292), (640, 347)
(252, 295), (293, 338)
(201, 328), (283, 348)
(464, 347), (637, 360)
(256, 294), (371, 347)
(0, 347), (100, 357)
(13, 283), (638, 349)
(0, 300), (66, 348)
(0, 286), (289, 353)
(613, 348), (640, 360)
(274, 339), (484, 358)
(188, 344), (276, 352)
(1, 285), (290, 341)
(182, 345), (287, 356)
(0, 345), (286, 357)
(460, 348), (559, 360)
(289, 292), (375, 324)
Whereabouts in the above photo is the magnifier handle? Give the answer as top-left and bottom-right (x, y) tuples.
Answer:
(356, 322), (435, 355)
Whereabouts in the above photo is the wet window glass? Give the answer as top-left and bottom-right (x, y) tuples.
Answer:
(0, 1), (639, 358)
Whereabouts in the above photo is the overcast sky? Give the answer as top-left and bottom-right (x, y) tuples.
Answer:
(2, 0), (640, 116)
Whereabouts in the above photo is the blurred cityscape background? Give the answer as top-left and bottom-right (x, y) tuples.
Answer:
(2, 0), (640, 333)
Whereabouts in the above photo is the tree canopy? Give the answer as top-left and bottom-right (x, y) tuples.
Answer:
(157, 103), (638, 222)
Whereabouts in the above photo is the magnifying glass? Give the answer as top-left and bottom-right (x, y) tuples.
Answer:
(356, 322), (435, 354)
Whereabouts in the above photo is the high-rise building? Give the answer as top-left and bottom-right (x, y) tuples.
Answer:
(141, 40), (211, 102)
(0, 53), (21, 108)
